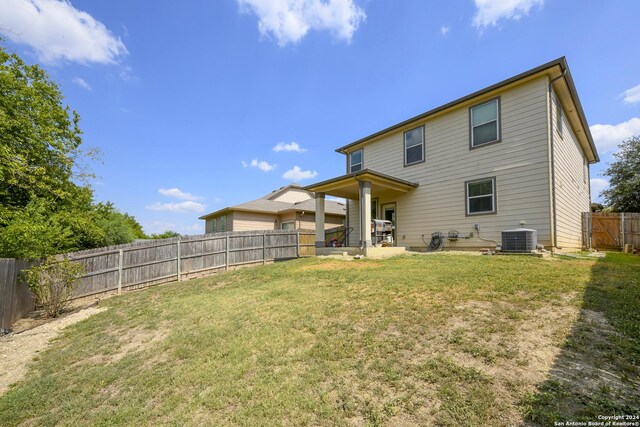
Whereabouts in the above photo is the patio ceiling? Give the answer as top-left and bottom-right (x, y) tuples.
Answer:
(304, 169), (419, 199)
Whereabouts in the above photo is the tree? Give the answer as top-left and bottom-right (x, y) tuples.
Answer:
(150, 231), (181, 239)
(0, 43), (146, 258)
(0, 43), (95, 225)
(602, 135), (640, 212)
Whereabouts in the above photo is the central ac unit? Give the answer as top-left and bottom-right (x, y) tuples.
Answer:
(501, 228), (537, 253)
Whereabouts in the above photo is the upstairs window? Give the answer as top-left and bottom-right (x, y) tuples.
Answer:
(220, 215), (227, 231)
(470, 98), (500, 147)
(350, 149), (362, 173)
(466, 178), (496, 215)
(404, 126), (424, 166)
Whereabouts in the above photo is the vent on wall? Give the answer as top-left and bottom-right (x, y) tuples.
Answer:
(501, 228), (538, 252)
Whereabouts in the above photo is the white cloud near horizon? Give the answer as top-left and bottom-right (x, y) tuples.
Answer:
(158, 188), (203, 201)
(242, 159), (276, 172)
(472, 0), (543, 29)
(590, 178), (609, 202)
(146, 201), (206, 213)
(590, 117), (640, 154)
(72, 77), (91, 90)
(283, 166), (318, 181)
(623, 83), (640, 105)
(236, 0), (366, 46)
(273, 142), (307, 153)
(0, 0), (128, 64)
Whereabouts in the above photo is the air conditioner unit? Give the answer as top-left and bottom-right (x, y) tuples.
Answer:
(501, 228), (537, 253)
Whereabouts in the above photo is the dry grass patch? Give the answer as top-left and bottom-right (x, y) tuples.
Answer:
(0, 253), (637, 426)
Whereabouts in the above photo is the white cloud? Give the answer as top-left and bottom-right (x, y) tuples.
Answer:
(72, 77), (91, 90)
(273, 141), (307, 153)
(590, 178), (609, 202)
(158, 188), (203, 201)
(146, 201), (206, 213)
(237, 0), (366, 46)
(440, 26), (450, 36)
(0, 0), (128, 64)
(283, 166), (318, 181)
(242, 159), (276, 172)
(472, 0), (543, 29)
(590, 117), (640, 154)
(623, 83), (640, 105)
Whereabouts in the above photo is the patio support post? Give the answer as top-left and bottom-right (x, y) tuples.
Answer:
(315, 192), (326, 248)
(359, 181), (372, 248)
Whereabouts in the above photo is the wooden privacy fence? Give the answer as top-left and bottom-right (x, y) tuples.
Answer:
(0, 230), (315, 331)
(68, 230), (316, 299)
(582, 212), (640, 250)
(0, 259), (36, 333)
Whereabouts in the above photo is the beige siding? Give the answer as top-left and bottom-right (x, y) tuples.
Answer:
(230, 211), (276, 231)
(297, 213), (343, 231)
(347, 199), (360, 247)
(349, 77), (553, 249)
(204, 219), (214, 234)
(271, 189), (312, 203)
(552, 94), (591, 249)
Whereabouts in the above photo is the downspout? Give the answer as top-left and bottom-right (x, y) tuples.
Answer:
(548, 69), (567, 249)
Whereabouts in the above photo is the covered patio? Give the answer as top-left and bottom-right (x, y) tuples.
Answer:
(304, 169), (418, 257)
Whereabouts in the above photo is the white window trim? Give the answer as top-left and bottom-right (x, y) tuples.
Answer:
(349, 149), (363, 173)
(470, 98), (501, 148)
(466, 177), (496, 215)
(404, 125), (425, 166)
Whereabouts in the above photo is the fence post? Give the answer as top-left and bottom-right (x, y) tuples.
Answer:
(117, 249), (123, 295)
(225, 234), (229, 271)
(263, 232), (267, 265)
(176, 237), (182, 282)
(621, 213), (626, 250)
(296, 231), (300, 258)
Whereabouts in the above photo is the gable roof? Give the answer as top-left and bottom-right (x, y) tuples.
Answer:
(199, 185), (346, 220)
(335, 57), (598, 163)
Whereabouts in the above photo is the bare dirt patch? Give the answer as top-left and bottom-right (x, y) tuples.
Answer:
(0, 306), (107, 395)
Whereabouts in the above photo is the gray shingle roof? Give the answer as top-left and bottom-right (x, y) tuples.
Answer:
(199, 184), (345, 219)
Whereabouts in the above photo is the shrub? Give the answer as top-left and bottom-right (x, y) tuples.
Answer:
(21, 257), (85, 318)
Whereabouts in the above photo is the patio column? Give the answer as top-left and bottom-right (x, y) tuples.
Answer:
(359, 181), (372, 247)
(315, 192), (325, 248)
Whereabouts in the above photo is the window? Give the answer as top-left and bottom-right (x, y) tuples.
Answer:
(404, 126), (424, 165)
(466, 178), (496, 215)
(557, 97), (564, 138)
(470, 98), (500, 147)
(350, 149), (362, 172)
(371, 198), (378, 220)
(220, 215), (227, 231)
(211, 218), (217, 232)
(280, 221), (295, 231)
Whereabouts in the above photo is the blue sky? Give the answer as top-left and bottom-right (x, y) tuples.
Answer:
(1, 0), (639, 235)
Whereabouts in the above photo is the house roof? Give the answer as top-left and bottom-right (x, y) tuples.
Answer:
(304, 169), (419, 199)
(335, 57), (599, 164)
(198, 185), (346, 220)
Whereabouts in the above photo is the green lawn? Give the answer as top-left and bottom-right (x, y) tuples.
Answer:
(1, 252), (638, 426)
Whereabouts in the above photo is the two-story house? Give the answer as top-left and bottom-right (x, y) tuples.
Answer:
(305, 58), (599, 252)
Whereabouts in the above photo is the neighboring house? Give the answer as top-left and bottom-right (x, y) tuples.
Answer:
(199, 184), (345, 234)
(305, 57), (599, 251)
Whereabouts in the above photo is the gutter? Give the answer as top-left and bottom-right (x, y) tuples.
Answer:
(549, 69), (567, 249)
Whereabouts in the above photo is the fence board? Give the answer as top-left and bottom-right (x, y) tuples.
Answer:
(0, 259), (35, 333)
(1, 230), (316, 331)
(582, 212), (640, 250)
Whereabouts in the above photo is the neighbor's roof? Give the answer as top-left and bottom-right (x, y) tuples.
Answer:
(199, 184), (346, 219)
(335, 57), (599, 163)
